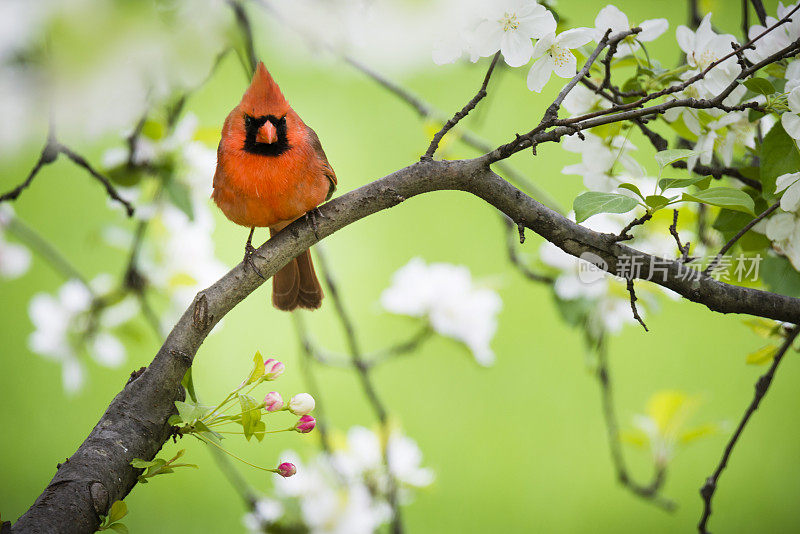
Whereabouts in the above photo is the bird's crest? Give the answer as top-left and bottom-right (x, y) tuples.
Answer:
(240, 61), (290, 118)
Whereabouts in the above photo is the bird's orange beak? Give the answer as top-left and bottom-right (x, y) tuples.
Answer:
(256, 121), (278, 144)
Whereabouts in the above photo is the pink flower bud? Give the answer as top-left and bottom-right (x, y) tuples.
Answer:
(276, 462), (296, 478)
(263, 358), (285, 380)
(288, 393), (315, 416)
(264, 391), (283, 412)
(294, 414), (316, 433)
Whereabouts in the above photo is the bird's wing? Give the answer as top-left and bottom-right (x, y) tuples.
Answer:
(306, 125), (337, 201)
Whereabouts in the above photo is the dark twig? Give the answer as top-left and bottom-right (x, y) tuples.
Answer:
(422, 52), (501, 160)
(626, 279), (649, 332)
(669, 210), (693, 263)
(0, 134), (58, 203)
(671, 160), (762, 191)
(595, 338), (673, 509)
(613, 213), (653, 242)
(688, 0), (703, 29)
(749, 0), (768, 26)
(57, 144), (135, 216)
(230, 0), (257, 75)
(703, 200), (780, 275)
(698, 325), (800, 533)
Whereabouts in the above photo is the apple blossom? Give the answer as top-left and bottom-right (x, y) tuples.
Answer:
(472, 0), (556, 67)
(276, 462), (297, 478)
(675, 14), (739, 96)
(527, 28), (595, 92)
(264, 358), (285, 380)
(294, 414), (316, 433)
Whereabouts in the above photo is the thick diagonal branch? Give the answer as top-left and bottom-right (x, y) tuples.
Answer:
(13, 157), (800, 533)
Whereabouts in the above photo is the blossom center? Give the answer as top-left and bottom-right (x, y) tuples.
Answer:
(549, 45), (571, 67)
(499, 12), (519, 32)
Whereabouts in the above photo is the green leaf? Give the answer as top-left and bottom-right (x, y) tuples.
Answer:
(761, 122), (800, 199)
(644, 195), (670, 210)
(246, 351), (265, 385)
(659, 175), (709, 190)
(182, 368), (197, 403)
(573, 192), (638, 223)
(107, 501), (128, 523)
(130, 458), (157, 469)
(239, 394), (261, 441)
(253, 420), (266, 442)
(174, 401), (206, 424)
(681, 188), (755, 214)
(761, 255), (800, 297)
(167, 414), (183, 426)
(746, 345), (778, 365)
(618, 183), (644, 199)
(163, 177), (194, 221)
(742, 77), (776, 96)
(655, 149), (700, 169)
(108, 523), (130, 534)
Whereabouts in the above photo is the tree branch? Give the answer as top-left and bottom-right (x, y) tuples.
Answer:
(13, 157), (800, 532)
(698, 325), (799, 533)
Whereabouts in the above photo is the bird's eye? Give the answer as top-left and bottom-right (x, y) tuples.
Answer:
(245, 115), (253, 127)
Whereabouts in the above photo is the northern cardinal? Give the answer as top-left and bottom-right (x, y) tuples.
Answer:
(212, 62), (336, 310)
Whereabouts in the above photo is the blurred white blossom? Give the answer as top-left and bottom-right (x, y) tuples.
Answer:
(675, 14), (739, 97)
(27, 277), (136, 394)
(381, 258), (502, 366)
(744, 2), (800, 64)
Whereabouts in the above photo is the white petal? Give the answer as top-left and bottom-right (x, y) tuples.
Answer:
(776, 172), (800, 193)
(552, 50), (578, 78)
(766, 212), (796, 241)
(639, 19), (669, 41)
(594, 5), (628, 35)
(556, 28), (594, 49)
(90, 332), (126, 368)
(501, 30), (534, 67)
(432, 38), (463, 65)
(782, 182), (800, 213)
(532, 32), (555, 59)
(472, 20), (504, 58)
(62, 358), (86, 395)
(518, 9), (557, 39)
(527, 55), (554, 92)
(789, 87), (800, 114)
(675, 25), (695, 55)
(782, 113), (800, 140)
(0, 241), (30, 278)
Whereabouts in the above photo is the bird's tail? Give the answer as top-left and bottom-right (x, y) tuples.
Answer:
(270, 230), (323, 311)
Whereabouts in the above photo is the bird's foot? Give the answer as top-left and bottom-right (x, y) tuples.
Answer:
(243, 242), (266, 280)
(305, 207), (327, 240)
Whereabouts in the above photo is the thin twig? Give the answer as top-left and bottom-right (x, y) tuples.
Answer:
(422, 52), (501, 160)
(626, 279), (649, 332)
(749, 0), (768, 26)
(613, 213), (653, 242)
(669, 210), (693, 263)
(503, 217), (554, 283)
(595, 338), (673, 509)
(57, 144), (135, 216)
(703, 201), (780, 275)
(230, 0), (257, 75)
(0, 134), (58, 203)
(698, 325), (800, 533)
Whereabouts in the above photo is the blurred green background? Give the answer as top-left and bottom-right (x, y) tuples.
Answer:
(2, 0), (799, 532)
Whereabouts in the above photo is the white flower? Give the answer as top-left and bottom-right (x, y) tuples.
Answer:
(0, 234), (31, 279)
(776, 172), (800, 213)
(745, 3), (800, 64)
(593, 5), (668, 56)
(381, 258), (502, 366)
(782, 87), (800, 140)
(561, 132), (644, 192)
(765, 211), (800, 269)
(527, 28), (594, 92)
(675, 14), (739, 96)
(27, 277), (134, 394)
(472, 0), (556, 67)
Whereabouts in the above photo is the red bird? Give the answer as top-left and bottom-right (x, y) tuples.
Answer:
(212, 62), (336, 310)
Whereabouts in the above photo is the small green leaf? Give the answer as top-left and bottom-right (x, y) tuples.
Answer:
(174, 401), (205, 424)
(573, 192), (638, 223)
(253, 420), (267, 442)
(618, 183), (644, 199)
(645, 195), (670, 210)
(239, 394), (261, 441)
(681, 188), (755, 214)
(107, 501), (128, 523)
(761, 122), (800, 199)
(246, 351), (265, 385)
(655, 149), (701, 169)
(167, 414), (183, 426)
(742, 77), (776, 96)
(746, 345), (777, 365)
(659, 175), (709, 190)
(130, 458), (157, 469)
